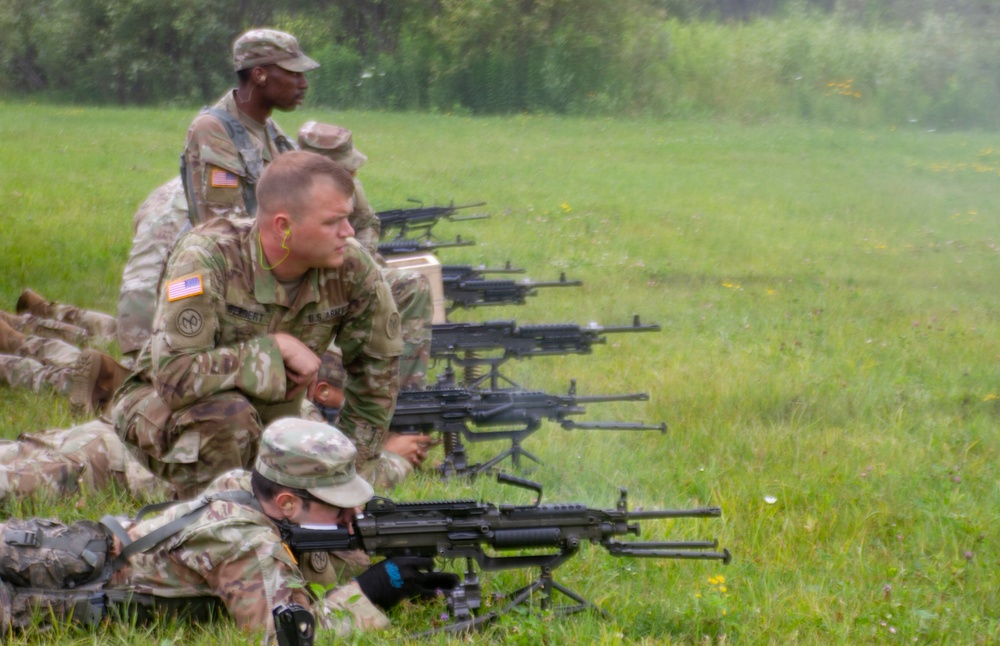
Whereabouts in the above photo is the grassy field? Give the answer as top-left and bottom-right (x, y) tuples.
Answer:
(1, 101), (999, 644)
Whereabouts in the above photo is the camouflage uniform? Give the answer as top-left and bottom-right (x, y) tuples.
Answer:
(14, 290), (118, 344)
(0, 334), (82, 397)
(0, 419), (390, 640)
(0, 310), (90, 347)
(182, 90), (297, 225)
(0, 419), (170, 502)
(111, 217), (402, 498)
(117, 177), (190, 356)
(182, 29), (316, 225)
(118, 32), (314, 355)
(298, 122), (433, 390)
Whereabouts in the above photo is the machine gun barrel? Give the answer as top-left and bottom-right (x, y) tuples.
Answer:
(446, 273), (583, 310)
(431, 315), (661, 361)
(377, 235), (476, 257)
(441, 262), (525, 282)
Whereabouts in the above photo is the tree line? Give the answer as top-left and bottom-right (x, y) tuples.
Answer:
(1, 0), (997, 128)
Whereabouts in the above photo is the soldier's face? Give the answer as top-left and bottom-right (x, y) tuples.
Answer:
(294, 499), (360, 530)
(287, 178), (355, 270)
(262, 65), (309, 112)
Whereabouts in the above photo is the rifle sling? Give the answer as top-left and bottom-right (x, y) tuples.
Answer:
(101, 490), (259, 574)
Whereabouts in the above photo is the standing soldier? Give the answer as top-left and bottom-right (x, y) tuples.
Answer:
(181, 28), (315, 224)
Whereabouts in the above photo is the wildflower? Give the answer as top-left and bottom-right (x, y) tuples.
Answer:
(560, 202), (572, 213)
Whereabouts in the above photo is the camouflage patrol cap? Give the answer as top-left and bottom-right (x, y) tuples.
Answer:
(256, 418), (373, 508)
(298, 121), (368, 172)
(233, 29), (319, 73)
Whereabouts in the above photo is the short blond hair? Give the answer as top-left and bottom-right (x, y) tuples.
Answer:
(256, 151), (355, 221)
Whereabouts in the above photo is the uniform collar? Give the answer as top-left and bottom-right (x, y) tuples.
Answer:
(248, 222), (321, 314)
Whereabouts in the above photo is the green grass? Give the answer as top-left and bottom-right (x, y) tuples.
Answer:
(1, 100), (999, 643)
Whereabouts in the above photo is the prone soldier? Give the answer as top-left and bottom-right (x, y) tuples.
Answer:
(0, 419), (459, 641)
(0, 318), (129, 414)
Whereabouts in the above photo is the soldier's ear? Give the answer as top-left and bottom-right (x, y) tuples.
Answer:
(274, 491), (301, 518)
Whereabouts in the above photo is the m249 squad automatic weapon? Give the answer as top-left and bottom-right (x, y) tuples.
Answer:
(445, 273), (583, 313)
(377, 235), (476, 257)
(441, 261), (525, 284)
(431, 315), (661, 388)
(377, 200), (488, 240)
(279, 473), (730, 635)
(391, 380), (666, 477)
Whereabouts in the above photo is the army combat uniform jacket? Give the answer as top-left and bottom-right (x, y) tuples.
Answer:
(113, 218), (401, 492)
(183, 91), (295, 225)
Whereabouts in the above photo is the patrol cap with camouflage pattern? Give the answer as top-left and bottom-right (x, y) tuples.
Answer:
(298, 121), (368, 172)
(255, 418), (373, 508)
(233, 29), (319, 73)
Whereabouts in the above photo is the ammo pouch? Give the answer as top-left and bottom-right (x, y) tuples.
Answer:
(0, 519), (111, 589)
(0, 519), (113, 631)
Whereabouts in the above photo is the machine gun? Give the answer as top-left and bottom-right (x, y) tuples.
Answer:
(377, 200), (488, 240)
(279, 473), (730, 635)
(445, 273), (583, 313)
(391, 380), (667, 477)
(432, 314), (661, 388)
(377, 235), (476, 257)
(441, 261), (525, 284)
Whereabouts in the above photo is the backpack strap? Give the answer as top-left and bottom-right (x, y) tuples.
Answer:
(268, 119), (298, 154)
(180, 106), (263, 219)
(100, 490), (259, 574)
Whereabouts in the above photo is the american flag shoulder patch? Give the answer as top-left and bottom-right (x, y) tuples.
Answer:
(210, 167), (239, 189)
(166, 275), (204, 302)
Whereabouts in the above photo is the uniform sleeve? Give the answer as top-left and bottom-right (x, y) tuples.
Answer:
(183, 114), (253, 225)
(197, 526), (387, 640)
(117, 177), (189, 355)
(332, 248), (402, 459)
(348, 180), (382, 260)
(150, 235), (287, 410)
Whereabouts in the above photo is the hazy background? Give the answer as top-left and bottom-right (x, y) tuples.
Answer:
(1, 0), (999, 129)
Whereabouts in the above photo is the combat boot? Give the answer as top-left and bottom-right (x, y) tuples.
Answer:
(0, 318), (25, 354)
(15, 288), (53, 319)
(69, 349), (132, 414)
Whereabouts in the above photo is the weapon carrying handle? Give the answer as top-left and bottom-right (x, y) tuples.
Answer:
(496, 472), (543, 504)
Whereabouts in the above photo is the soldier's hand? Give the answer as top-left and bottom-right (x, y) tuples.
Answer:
(384, 433), (437, 467)
(272, 333), (321, 400)
(354, 557), (459, 609)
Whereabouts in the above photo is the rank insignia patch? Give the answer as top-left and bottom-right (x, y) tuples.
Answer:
(210, 168), (239, 188)
(167, 275), (204, 301)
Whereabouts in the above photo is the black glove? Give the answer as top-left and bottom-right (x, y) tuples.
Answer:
(354, 556), (460, 610)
